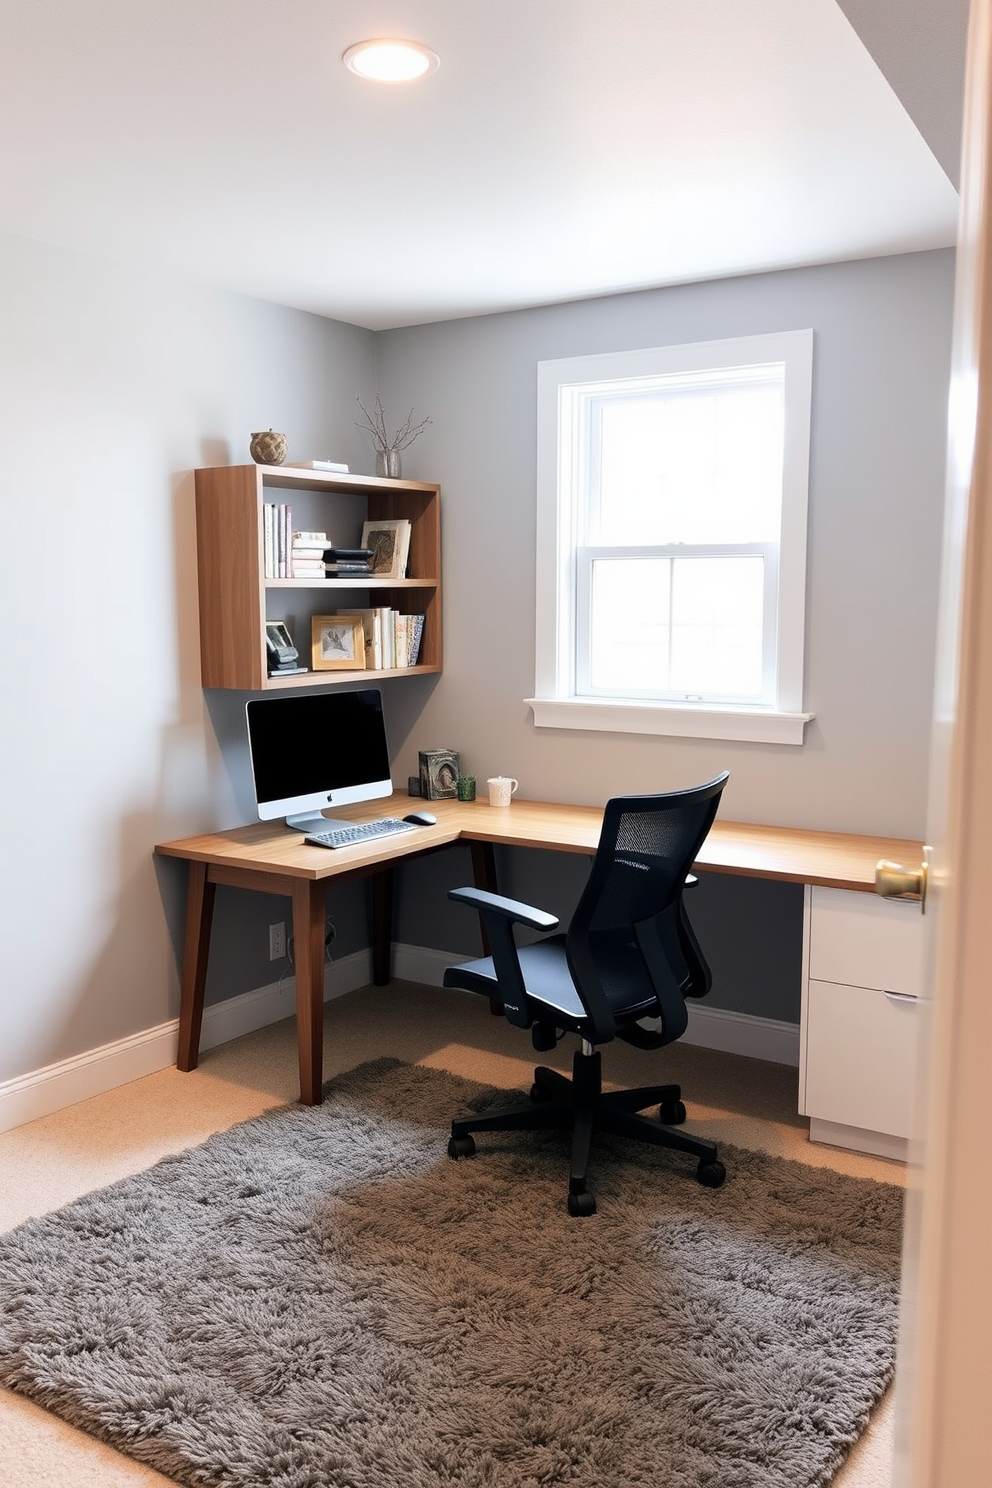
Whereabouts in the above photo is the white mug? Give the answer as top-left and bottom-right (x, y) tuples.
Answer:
(487, 775), (519, 807)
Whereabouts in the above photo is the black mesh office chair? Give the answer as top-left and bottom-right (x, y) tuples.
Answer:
(443, 774), (730, 1215)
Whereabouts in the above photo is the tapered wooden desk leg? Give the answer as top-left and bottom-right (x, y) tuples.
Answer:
(177, 861), (216, 1072)
(469, 841), (502, 1014)
(292, 878), (327, 1106)
(371, 867), (394, 986)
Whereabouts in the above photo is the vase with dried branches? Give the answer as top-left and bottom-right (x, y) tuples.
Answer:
(355, 396), (432, 480)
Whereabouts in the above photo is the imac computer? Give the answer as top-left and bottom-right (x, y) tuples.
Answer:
(245, 688), (393, 834)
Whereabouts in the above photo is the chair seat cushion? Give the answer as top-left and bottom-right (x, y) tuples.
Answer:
(443, 934), (659, 1033)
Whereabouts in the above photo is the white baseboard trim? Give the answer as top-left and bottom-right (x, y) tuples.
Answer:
(682, 1004), (800, 1067)
(0, 944), (799, 1134)
(0, 950), (373, 1135)
(392, 942), (465, 986)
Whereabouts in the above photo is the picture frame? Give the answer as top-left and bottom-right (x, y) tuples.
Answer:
(360, 518), (412, 579)
(418, 748), (460, 800)
(311, 614), (366, 670)
(265, 620), (295, 655)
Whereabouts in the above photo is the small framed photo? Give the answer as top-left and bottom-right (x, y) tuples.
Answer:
(311, 614), (366, 670)
(418, 748), (460, 800)
(361, 518), (411, 579)
(265, 620), (295, 655)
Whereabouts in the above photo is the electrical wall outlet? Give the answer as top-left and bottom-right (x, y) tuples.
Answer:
(269, 921), (286, 960)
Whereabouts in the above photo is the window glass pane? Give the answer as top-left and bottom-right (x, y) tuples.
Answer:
(595, 380), (784, 546)
(670, 556), (764, 697)
(589, 558), (670, 692)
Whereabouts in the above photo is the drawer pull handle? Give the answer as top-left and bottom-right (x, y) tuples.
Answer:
(884, 990), (919, 1004)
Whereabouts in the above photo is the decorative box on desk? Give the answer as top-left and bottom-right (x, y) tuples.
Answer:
(194, 464), (442, 690)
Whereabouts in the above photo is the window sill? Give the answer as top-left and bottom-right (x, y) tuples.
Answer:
(525, 696), (814, 745)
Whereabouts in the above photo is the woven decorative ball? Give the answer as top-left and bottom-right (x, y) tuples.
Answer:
(249, 430), (288, 465)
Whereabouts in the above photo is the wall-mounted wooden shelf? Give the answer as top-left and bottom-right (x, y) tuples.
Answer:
(194, 464), (442, 691)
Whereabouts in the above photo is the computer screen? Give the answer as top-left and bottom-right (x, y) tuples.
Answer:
(245, 688), (392, 833)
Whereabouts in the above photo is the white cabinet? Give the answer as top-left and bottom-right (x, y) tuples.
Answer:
(799, 887), (924, 1159)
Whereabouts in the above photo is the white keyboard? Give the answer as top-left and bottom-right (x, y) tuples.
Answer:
(304, 818), (417, 850)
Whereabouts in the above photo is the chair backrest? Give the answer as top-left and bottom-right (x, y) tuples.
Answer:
(564, 773), (729, 1044)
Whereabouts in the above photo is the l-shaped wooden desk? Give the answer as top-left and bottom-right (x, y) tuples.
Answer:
(155, 794), (924, 1156)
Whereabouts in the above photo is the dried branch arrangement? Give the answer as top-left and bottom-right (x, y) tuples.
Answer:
(356, 395), (432, 452)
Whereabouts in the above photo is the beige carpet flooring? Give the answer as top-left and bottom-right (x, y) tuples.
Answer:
(0, 981), (903, 1487)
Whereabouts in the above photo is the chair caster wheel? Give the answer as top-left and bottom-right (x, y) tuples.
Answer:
(448, 1135), (476, 1159)
(530, 1081), (553, 1103)
(696, 1158), (726, 1188)
(660, 1099), (687, 1125)
(567, 1190), (597, 1217)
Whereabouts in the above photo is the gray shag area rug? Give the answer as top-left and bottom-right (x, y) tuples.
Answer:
(0, 1057), (903, 1488)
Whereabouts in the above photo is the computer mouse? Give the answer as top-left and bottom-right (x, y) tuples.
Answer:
(403, 810), (438, 826)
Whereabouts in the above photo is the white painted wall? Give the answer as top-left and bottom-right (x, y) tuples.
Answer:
(0, 232), (375, 1085)
(377, 249), (955, 841)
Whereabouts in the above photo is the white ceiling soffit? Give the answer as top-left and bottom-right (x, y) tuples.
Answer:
(0, 0), (959, 331)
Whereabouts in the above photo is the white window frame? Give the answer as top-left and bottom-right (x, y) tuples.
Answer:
(527, 330), (815, 745)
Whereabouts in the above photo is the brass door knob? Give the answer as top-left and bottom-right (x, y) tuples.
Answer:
(875, 847), (931, 910)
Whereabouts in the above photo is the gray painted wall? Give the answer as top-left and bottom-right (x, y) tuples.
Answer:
(0, 231), (377, 1083)
(377, 249), (955, 843)
(374, 249), (955, 1023)
(0, 237), (956, 1083)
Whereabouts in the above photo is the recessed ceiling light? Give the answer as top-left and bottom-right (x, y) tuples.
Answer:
(342, 39), (439, 83)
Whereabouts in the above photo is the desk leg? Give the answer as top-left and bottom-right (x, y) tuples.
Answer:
(292, 878), (326, 1106)
(371, 867), (394, 986)
(177, 861), (215, 1073)
(469, 841), (502, 1016)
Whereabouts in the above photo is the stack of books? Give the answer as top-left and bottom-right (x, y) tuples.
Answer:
(291, 530), (331, 579)
(323, 546), (373, 578)
(337, 608), (426, 670)
(263, 503), (293, 577)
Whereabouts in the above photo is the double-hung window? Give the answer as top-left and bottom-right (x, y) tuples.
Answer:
(530, 331), (814, 744)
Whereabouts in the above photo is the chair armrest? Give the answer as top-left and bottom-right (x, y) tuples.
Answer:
(447, 886), (559, 933)
(447, 886), (558, 1032)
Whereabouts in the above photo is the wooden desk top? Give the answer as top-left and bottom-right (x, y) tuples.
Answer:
(155, 794), (924, 894)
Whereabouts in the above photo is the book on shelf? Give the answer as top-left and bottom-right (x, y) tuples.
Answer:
(263, 503), (294, 577)
(338, 608), (425, 670)
(394, 613), (411, 668)
(343, 608), (382, 670)
(286, 460), (350, 472)
(407, 613), (425, 666)
(323, 547), (373, 563)
(381, 607), (396, 669)
(394, 613), (426, 667)
(324, 561), (372, 576)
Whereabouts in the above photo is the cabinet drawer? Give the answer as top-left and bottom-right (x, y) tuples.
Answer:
(804, 978), (920, 1138)
(809, 886), (923, 995)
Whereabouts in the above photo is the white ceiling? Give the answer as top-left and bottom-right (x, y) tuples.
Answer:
(0, 0), (960, 330)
